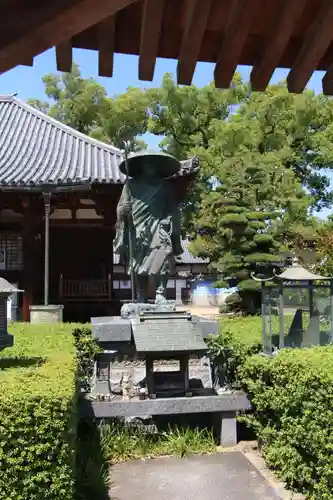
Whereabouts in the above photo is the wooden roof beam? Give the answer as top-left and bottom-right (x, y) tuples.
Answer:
(176, 0), (213, 86)
(139, 0), (165, 81)
(56, 41), (73, 73)
(0, 0), (138, 74)
(214, 0), (258, 89)
(20, 57), (34, 68)
(98, 16), (115, 77)
(250, 0), (306, 91)
(287, 0), (333, 94)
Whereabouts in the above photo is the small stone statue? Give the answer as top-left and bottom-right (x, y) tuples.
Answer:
(114, 151), (183, 304)
(120, 371), (132, 399)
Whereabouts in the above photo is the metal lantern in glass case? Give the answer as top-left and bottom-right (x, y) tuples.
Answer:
(254, 258), (333, 356)
(0, 278), (23, 350)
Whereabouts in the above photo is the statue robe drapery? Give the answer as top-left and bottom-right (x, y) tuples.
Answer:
(114, 177), (183, 277)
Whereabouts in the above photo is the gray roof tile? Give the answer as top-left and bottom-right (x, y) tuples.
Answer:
(175, 239), (209, 265)
(0, 95), (123, 186)
(0, 95), (199, 187)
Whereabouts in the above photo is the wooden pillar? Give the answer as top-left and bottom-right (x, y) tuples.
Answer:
(102, 199), (116, 301)
(22, 218), (36, 322)
(21, 196), (40, 322)
(43, 192), (51, 306)
(108, 227), (114, 299)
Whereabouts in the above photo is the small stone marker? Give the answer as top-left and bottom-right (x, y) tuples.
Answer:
(0, 278), (23, 349)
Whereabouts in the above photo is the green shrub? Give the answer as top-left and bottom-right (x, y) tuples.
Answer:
(72, 327), (100, 392)
(0, 323), (78, 500)
(73, 328), (108, 500)
(208, 317), (262, 386)
(239, 347), (333, 499)
(224, 292), (242, 313)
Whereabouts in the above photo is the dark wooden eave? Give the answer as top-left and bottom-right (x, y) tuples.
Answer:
(2, 0), (333, 94)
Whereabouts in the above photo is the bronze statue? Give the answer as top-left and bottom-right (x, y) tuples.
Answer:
(114, 151), (183, 304)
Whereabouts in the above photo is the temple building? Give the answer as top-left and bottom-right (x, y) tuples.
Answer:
(0, 94), (214, 322)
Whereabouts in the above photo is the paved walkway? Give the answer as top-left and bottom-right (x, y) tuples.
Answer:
(110, 452), (280, 500)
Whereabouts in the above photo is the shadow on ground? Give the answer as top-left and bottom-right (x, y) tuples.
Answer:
(75, 419), (110, 500)
(0, 356), (45, 370)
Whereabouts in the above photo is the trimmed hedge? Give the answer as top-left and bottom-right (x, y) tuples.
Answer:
(208, 316), (262, 387)
(210, 317), (333, 500)
(0, 323), (77, 500)
(210, 316), (333, 498)
(239, 347), (333, 499)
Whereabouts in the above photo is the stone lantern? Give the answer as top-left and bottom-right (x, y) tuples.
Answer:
(253, 258), (333, 356)
(0, 278), (23, 350)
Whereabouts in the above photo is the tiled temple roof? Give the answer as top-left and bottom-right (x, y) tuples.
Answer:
(0, 95), (198, 187)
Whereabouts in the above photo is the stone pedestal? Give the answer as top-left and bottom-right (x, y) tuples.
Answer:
(120, 301), (176, 318)
(29, 304), (64, 323)
(218, 411), (237, 447)
(175, 280), (183, 306)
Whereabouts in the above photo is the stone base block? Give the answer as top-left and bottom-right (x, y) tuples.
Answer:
(0, 333), (14, 350)
(218, 411), (237, 447)
(29, 304), (64, 323)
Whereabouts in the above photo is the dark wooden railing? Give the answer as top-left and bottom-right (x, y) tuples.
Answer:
(59, 274), (112, 301)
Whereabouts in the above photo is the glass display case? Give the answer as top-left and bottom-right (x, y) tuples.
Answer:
(254, 259), (333, 356)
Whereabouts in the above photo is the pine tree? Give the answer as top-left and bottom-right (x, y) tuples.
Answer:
(189, 165), (287, 314)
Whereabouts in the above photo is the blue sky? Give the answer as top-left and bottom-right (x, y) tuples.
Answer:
(0, 47), (330, 216)
(0, 47), (325, 99)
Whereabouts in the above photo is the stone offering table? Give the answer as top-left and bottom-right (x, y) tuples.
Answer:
(82, 392), (251, 447)
(84, 306), (250, 446)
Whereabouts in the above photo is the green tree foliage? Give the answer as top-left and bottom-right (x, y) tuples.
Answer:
(29, 63), (149, 151)
(148, 72), (248, 158)
(231, 85), (333, 211)
(28, 63), (108, 135)
(148, 76), (333, 311)
(30, 67), (332, 312)
(190, 164), (290, 313)
(147, 73), (248, 231)
(148, 77), (333, 224)
(91, 86), (149, 151)
(315, 216), (333, 276)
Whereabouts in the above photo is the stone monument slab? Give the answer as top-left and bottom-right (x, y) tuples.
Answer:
(131, 311), (207, 355)
(91, 316), (132, 342)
